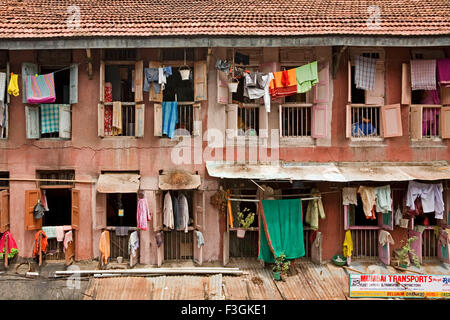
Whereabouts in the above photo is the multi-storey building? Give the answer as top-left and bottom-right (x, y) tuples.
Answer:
(0, 0), (448, 267)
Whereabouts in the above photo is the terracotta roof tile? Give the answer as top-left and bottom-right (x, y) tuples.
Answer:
(0, 0), (448, 39)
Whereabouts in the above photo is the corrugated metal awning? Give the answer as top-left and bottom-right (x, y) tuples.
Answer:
(206, 161), (450, 182)
(97, 173), (140, 193)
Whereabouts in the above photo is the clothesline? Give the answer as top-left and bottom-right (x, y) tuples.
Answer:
(227, 196), (321, 202)
(12, 63), (79, 78)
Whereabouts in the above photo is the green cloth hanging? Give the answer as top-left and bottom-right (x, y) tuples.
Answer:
(258, 199), (305, 263)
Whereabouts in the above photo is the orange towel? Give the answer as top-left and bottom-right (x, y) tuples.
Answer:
(227, 199), (234, 228)
(99, 230), (110, 265)
(33, 230), (48, 257)
(269, 69), (297, 98)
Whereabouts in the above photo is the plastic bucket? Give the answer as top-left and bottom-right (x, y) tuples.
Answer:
(179, 66), (190, 80)
(228, 80), (239, 93)
(273, 271), (281, 281)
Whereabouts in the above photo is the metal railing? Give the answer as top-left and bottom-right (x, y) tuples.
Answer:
(281, 104), (312, 137)
(238, 105), (259, 136)
(422, 107), (440, 139)
(422, 228), (438, 259)
(164, 230), (194, 260)
(350, 105), (381, 138)
(176, 104), (194, 136)
(351, 229), (378, 258)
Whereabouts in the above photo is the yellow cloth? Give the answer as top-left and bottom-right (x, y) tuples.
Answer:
(99, 230), (110, 265)
(112, 101), (122, 135)
(7, 73), (19, 96)
(305, 190), (325, 230)
(343, 230), (353, 258)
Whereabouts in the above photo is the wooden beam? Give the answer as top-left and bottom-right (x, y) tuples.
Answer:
(86, 48), (93, 80)
(55, 267), (244, 276)
(332, 46), (347, 79)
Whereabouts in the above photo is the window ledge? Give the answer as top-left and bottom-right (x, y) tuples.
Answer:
(279, 136), (315, 147)
(349, 137), (386, 147)
(410, 139), (446, 148)
(101, 136), (137, 139)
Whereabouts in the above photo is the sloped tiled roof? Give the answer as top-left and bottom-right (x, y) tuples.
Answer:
(0, 0), (449, 39)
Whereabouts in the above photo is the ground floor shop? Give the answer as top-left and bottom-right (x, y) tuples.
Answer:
(0, 165), (449, 271)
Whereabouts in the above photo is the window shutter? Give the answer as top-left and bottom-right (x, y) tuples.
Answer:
(441, 86), (450, 106)
(437, 230), (450, 264)
(6, 62), (10, 104)
(134, 60), (143, 103)
(313, 62), (329, 104)
(401, 63), (411, 105)
(99, 60), (105, 103)
(279, 104), (283, 137)
(378, 232), (391, 265)
(3, 104), (8, 139)
(346, 104), (352, 138)
(225, 104), (238, 139)
(25, 189), (42, 230)
(148, 61), (163, 103)
(217, 70), (230, 104)
(134, 103), (145, 138)
(192, 103), (201, 137)
(71, 189), (80, 230)
(408, 229), (422, 264)
(98, 103), (105, 137)
(25, 106), (40, 139)
(410, 105), (423, 140)
(194, 61), (207, 101)
(69, 63), (78, 104)
(193, 190), (205, 265)
(440, 106), (450, 139)
(153, 103), (163, 137)
(381, 104), (402, 138)
(22, 63), (38, 104)
(344, 205), (350, 230)
(365, 61), (385, 105)
(223, 229), (230, 266)
(259, 106), (268, 138)
(153, 191), (163, 232)
(311, 104), (327, 138)
(59, 104), (72, 139)
(347, 60), (352, 103)
(0, 190), (9, 233)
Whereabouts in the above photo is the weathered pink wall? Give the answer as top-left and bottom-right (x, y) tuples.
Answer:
(0, 46), (448, 263)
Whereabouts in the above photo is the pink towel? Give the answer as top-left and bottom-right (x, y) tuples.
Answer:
(437, 58), (450, 87)
(56, 226), (65, 242)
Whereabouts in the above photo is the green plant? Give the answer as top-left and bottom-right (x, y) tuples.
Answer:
(272, 253), (291, 274)
(237, 207), (255, 229)
(395, 236), (421, 268)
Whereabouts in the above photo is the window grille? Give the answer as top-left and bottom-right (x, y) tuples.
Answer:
(237, 106), (259, 136)
(350, 105), (381, 138)
(422, 107), (440, 139)
(281, 104), (312, 137)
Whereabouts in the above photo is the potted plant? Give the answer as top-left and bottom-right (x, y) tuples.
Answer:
(394, 236), (421, 269)
(236, 207), (255, 238)
(272, 253), (291, 281)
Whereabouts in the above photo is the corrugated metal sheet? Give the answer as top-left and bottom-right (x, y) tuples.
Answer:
(206, 161), (450, 182)
(97, 173), (140, 193)
(83, 259), (450, 300)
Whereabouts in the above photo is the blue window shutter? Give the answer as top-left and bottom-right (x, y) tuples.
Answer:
(69, 64), (78, 104)
(21, 63), (38, 104)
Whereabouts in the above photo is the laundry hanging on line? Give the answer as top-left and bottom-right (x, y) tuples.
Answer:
(25, 72), (56, 104)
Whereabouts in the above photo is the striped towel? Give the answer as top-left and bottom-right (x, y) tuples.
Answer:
(354, 55), (377, 91)
(42, 226), (57, 239)
(26, 73), (56, 104)
(40, 104), (60, 133)
(411, 59), (436, 91)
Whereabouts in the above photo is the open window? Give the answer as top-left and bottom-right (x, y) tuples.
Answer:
(98, 49), (144, 138)
(346, 49), (388, 140)
(152, 50), (206, 139)
(401, 49), (450, 141)
(160, 189), (205, 264)
(343, 185), (394, 263)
